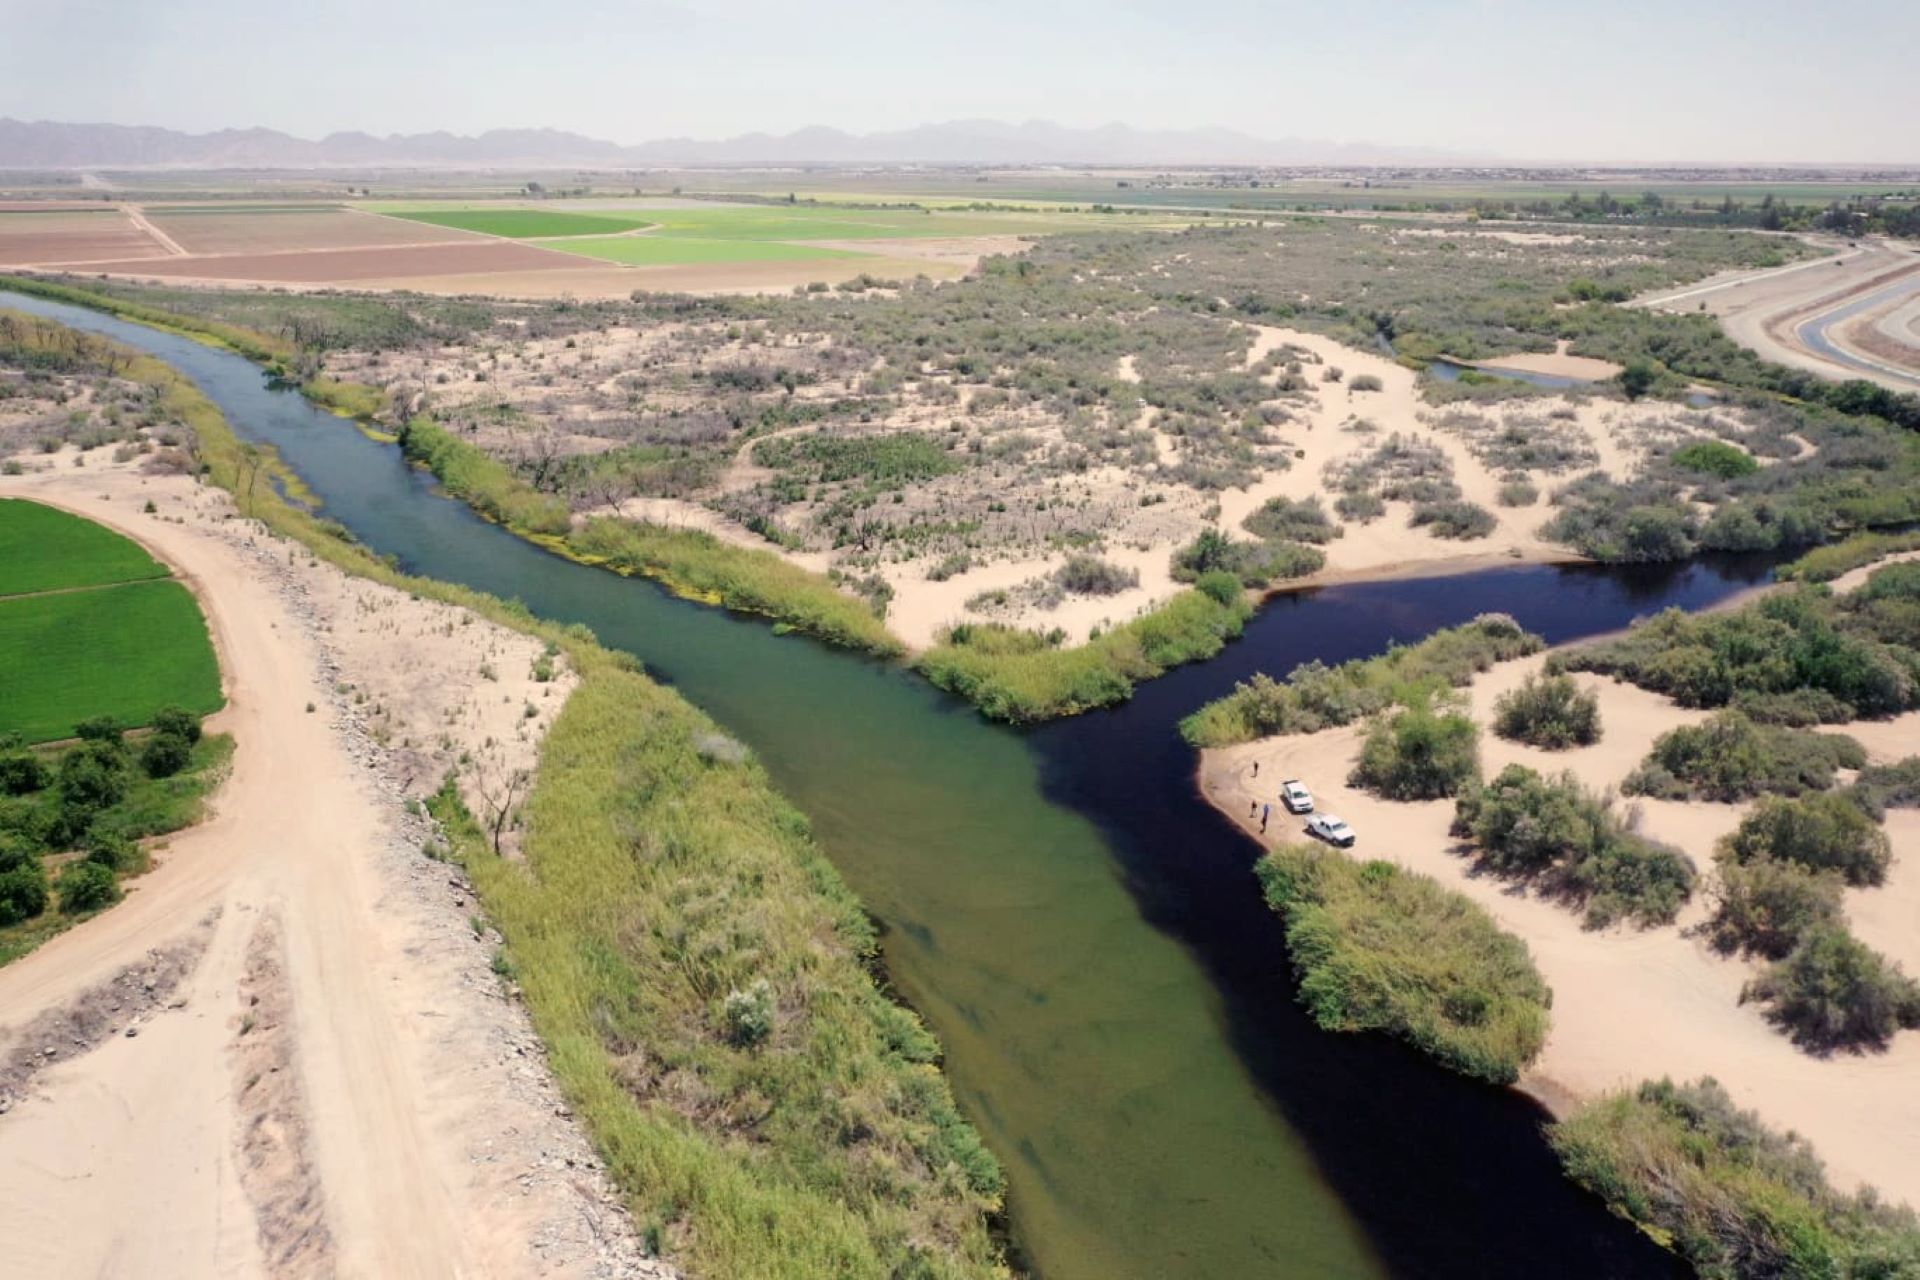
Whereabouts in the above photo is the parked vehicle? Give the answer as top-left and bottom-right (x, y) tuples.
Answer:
(1280, 779), (1314, 814)
(1306, 815), (1356, 847)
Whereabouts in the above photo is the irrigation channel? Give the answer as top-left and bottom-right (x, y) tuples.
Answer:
(5, 289), (1784, 1279)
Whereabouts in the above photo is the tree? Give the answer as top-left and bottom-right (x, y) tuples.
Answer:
(1619, 357), (1657, 400)
(58, 860), (120, 914)
(140, 731), (193, 779)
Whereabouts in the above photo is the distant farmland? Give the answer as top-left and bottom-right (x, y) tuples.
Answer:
(384, 208), (658, 238)
(0, 501), (221, 742)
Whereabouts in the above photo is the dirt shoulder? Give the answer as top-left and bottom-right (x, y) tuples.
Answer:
(0, 452), (662, 1278)
(1197, 647), (1920, 1210)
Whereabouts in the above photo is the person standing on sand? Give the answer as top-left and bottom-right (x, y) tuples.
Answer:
(1252, 761), (1259, 777)
(1261, 804), (1270, 832)
(1251, 799), (1259, 817)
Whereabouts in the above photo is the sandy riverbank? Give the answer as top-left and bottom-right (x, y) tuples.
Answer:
(1198, 642), (1920, 1209)
(0, 450), (661, 1277)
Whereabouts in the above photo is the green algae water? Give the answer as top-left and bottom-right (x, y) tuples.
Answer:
(4, 289), (1742, 1278)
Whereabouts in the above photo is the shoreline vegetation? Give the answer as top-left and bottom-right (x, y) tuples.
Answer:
(13, 315), (1008, 1278)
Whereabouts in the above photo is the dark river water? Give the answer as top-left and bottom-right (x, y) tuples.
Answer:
(2, 289), (1768, 1278)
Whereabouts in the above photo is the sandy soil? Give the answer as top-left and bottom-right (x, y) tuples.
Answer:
(364, 254), (972, 299)
(0, 208), (170, 264)
(0, 452), (662, 1278)
(1198, 645), (1920, 1209)
(41, 239), (592, 285)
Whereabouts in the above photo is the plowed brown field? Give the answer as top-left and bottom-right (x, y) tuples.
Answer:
(147, 208), (489, 255)
(44, 238), (584, 283)
(0, 210), (166, 264)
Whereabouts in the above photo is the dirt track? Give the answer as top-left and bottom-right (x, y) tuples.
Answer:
(0, 463), (659, 1278)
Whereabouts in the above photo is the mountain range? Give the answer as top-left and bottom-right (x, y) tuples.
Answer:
(0, 117), (1479, 169)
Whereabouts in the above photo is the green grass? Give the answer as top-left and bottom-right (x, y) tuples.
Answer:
(1778, 530), (1920, 584)
(0, 498), (167, 596)
(915, 585), (1254, 722)
(1256, 844), (1551, 1085)
(0, 579), (222, 743)
(385, 208), (661, 238)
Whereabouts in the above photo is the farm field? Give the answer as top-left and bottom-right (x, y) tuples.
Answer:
(0, 497), (167, 595)
(0, 208), (168, 264)
(542, 234), (865, 264)
(0, 502), (221, 742)
(383, 208), (658, 238)
(147, 205), (488, 254)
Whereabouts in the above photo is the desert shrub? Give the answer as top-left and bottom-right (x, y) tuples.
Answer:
(1728, 687), (1855, 726)
(925, 553), (972, 582)
(1497, 479), (1539, 507)
(1622, 712), (1865, 801)
(1409, 498), (1496, 540)
(1852, 756), (1920, 814)
(58, 859), (120, 914)
(139, 731), (194, 779)
(1708, 858), (1844, 960)
(1335, 491), (1386, 522)
(1566, 834), (1696, 929)
(1171, 529), (1324, 586)
(1491, 673), (1600, 748)
(1551, 1078), (1920, 1280)
(1454, 765), (1694, 926)
(1349, 374), (1384, 393)
(56, 739), (129, 811)
(1555, 591), (1918, 719)
(1052, 555), (1138, 597)
(1349, 695), (1479, 800)
(1671, 439), (1759, 478)
(0, 749), (49, 795)
(1241, 495), (1341, 544)
(72, 716), (125, 744)
(1744, 925), (1920, 1050)
(1542, 475), (1698, 562)
(1184, 615), (1541, 746)
(1779, 531), (1920, 583)
(1257, 845), (1551, 1084)
(721, 979), (777, 1048)
(1720, 792), (1891, 887)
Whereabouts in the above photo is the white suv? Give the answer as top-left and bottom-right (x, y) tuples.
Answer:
(1280, 779), (1314, 814)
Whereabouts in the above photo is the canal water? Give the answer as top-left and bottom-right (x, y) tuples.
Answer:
(2, 290), (1752, 1278)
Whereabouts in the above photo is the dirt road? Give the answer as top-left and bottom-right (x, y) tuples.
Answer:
(0, 466), (654, 1278)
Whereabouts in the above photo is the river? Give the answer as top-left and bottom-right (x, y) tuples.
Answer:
(3, 289), (1766, 1278)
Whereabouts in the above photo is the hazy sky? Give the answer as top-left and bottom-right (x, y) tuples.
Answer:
(2, 0), (1914, 163)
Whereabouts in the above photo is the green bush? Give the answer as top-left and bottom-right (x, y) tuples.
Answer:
(918, 587), (1251, 722)
(58, 859), (120, 914)
(1671, 439), (1759, 479)
(1720, 792), (1891, 887)
(1622, 712), (1864, 801)
(1852, 756), (1920, 814)
(139, 731), (194, 779)
(0, 842), (49, 926)
(0, 749), (49, 796)
(150, 705), (203, 745)
(1491, 673), (1600, 749)
(1708, 858), (1844, 959)
(1743, 925), (1920, 1050)
(1053, 554), (1139, 597)
(1409, 498), (1496, 540)
(1349, 695), (1479, 800)
(56, 740), (129, 811)
(1551, 1078), (1920, 1279)
(1454, 765), (1695, 927)
(1779, 531), (1920, 583)
(1171, 528), (1325, 586)
(1257, 845), (1550, 1084)
(1241, 496), (1341, 544)
(1183, 615), (1541, 746)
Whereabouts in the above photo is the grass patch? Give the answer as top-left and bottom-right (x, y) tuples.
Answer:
(0, 499), (167, 596)
(916, 581), (1252, 722)
(1182, 614), (1541, 747)
(385, 209), (661, 238)
(1551, 1078), (1920, 1279)
(0, 579), (222, 744)
(1778, 530), (1920, 584)
(1256, 844), (1550, 1085)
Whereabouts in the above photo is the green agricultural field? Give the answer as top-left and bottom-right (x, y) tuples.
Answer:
(0, 498), (168, 596)
(384, 208), (660, 238)
(0, 578), (222, 743)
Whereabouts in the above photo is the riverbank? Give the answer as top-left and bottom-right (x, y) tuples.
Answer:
(0, 321), (1010, 1277)
(1196, 640), (1920, 1211)
(0, 453), (655, 1276)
